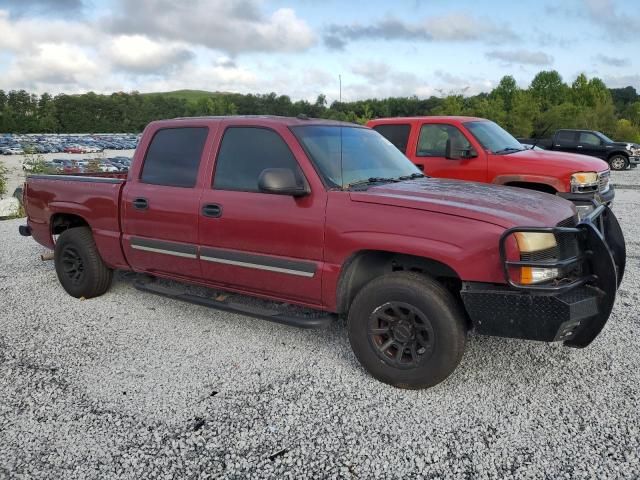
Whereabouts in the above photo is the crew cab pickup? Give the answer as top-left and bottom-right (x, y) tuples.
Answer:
(20, 116), (626, 389)
(518, 129), (640, 171)
(367, 117), (614, 217)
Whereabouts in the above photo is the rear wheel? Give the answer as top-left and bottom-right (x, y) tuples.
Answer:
(54, 227), (113, 298)
(609, 155), (629, 171)
(347, 272), (466, 389)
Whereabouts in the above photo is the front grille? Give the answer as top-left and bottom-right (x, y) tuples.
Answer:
(520, 246), (558, 262)
(598, 171), (610, 193)
(555, 216), (581, 276)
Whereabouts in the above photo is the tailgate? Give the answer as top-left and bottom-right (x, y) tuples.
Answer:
(24, 174), (127, 268)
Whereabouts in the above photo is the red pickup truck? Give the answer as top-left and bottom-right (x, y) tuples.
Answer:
(20, 116), (626, 389)
(367, 116), (614, 217)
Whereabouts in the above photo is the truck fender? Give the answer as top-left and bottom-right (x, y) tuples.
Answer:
(607, 150), (629, 159)
(324, 230), (505, 312)
(492, 174), (564, 192)
(47, 202), (129, 270)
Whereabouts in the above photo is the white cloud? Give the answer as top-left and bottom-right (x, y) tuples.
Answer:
(105, 0), (316, 54)
(485, 49), (554, 66)
(595, 54), (629, 67)
(137, 62), (259, 94)
(324, 13), (519, 49)
(351, 61), (391, 81)
(106, 35), (193, 73)
(0, 10), (95, 51)
(3, 43), (101, 91)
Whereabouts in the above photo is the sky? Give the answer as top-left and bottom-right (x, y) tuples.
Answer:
(0, 0), (638, 102)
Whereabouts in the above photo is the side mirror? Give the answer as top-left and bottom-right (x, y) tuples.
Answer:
(445, 137), (476, 160)
(258, 168), (309, 197)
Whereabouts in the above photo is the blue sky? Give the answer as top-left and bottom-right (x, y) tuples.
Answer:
(0, 0), (637, 101)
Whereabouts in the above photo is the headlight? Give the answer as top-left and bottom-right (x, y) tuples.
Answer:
(514, 232), (556, 252)
(514, 232), (559, 285)
(570, 172), (598, 193)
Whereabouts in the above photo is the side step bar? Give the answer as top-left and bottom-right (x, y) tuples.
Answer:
(133, 279), (335, 329)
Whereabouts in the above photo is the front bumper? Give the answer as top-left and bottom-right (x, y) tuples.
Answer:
(558, 185), (614, 207)
(629, 156), (639, 165)
(461, 205), (625, 348)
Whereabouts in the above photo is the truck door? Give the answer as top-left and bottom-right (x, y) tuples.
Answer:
(576, 131), (605, 159)
(411, 123), (487, 181)
(552, 130), (579, 154)
(121, 125), (210, 278)
(198, 124), (326, 305)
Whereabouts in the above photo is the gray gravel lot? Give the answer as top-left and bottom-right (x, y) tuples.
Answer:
(1, 171), (639, 479)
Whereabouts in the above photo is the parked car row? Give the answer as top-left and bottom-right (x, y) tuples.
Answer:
(22, 156), (132, 174)
(0, 133), (139, 155)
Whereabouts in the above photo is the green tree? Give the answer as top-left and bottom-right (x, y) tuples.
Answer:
(432, 95), (464, 115)
(492, 75), (519, 112)
(529, 70), (568, 110)
(614, 118), (640, 142)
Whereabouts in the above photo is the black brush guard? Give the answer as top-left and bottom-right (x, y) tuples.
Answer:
(461, 204), (625, 348)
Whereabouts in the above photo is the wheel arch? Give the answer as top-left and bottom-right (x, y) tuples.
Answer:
(50, 212), (91, 236)
(607, 150), (629, 160)
(502, 181), (557, 194)
(336, 250), (464, 316)
(493, 174), (564, 193)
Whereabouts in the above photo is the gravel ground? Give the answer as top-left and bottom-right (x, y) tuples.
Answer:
(1, 171), (639, 479)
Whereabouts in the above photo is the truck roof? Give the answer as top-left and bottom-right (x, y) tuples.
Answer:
(164, 115), (359, 128)
(369, 116), (486, 124)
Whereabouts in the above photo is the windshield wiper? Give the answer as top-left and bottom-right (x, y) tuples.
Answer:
(346, 177), (401, 189)
(397, 173), (426, 181)
(494, 147), (525, 155)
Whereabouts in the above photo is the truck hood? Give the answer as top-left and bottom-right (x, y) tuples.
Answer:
(505, 149), (610, 172)
(350, 178), (576, 228)
(610, 141), (638, 149)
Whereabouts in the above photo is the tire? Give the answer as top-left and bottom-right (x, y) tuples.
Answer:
(609, 155), (629, 171)
(54, 227), (113, 298)
(347, 272), (466, 389)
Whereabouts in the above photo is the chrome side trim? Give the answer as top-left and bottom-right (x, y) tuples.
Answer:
(131, 244), (198, 259)
(200, 255), (315, 277)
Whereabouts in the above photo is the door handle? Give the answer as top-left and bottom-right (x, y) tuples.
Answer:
(577, 145), (583, 148)
(202, 203), (222, 218)
(132, 197), (148, 210)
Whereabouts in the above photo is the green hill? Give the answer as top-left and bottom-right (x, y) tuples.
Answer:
(141, 89), (226, 103)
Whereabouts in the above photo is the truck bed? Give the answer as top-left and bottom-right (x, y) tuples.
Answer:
(24, 173), (129, 269)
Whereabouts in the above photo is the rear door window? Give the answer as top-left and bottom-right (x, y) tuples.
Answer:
(141, 127), (208, 188)
(556, 130), (576, 144)
(371, 124), (411, 154)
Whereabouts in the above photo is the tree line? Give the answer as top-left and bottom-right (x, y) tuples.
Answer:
(1, 70), (639, 141)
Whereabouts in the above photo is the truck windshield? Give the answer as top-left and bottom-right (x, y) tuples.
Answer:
(292, 125), (422, 188)
(465, 120), (525, 155)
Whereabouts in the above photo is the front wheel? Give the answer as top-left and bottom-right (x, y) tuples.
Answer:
(54, 227), (113, 298)
(347, 272), (466, 389)
(609, 155), (629, 171)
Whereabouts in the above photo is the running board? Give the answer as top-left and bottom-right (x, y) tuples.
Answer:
(133, 279), (335, 329)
